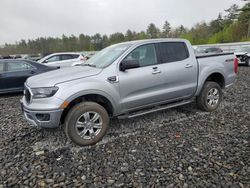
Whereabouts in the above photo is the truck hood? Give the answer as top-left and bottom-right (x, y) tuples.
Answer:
(26, 66), (102, 88)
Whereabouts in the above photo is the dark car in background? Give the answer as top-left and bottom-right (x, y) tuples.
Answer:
(0, 59), (57, 94)
(0, 55), (13, 59)
(196, 47), (223, 54)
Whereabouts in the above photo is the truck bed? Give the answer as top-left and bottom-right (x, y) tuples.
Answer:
(196, 52), (234, 59)
(194, 52), (236, 96)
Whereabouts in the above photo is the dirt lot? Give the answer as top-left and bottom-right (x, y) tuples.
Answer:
(0, 67), (249, 187)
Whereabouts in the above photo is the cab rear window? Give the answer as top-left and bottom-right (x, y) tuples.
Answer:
(158, 42), (189, 63)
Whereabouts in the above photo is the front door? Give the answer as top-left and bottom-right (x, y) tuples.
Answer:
(118, 43), (164, 112)
(0, 61), (7, 90)
(5, 61), (36, 90)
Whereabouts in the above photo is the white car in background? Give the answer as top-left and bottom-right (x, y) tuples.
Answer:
(37, 52), (85, 68)
(235, 46), (250, 66)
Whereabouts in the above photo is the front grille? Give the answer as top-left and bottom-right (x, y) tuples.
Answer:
(24, 87), (31, 103)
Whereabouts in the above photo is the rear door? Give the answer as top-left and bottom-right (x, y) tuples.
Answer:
(59, 54), (79, 66)
(155, 42), (198, 101)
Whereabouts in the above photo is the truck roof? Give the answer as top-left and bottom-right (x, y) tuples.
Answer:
(117, 38), (189, 46)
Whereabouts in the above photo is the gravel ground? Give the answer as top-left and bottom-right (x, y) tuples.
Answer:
(0, 67), (249, 187)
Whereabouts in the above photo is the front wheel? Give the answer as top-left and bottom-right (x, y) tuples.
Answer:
(196, 81), (222, 112)
(64, 102), (109, 146)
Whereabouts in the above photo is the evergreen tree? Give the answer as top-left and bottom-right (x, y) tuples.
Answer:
(147, 23), (160, 38)
(162, 20), (171, 37)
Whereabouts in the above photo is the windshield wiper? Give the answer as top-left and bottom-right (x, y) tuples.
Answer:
(82, 63), (96, 67)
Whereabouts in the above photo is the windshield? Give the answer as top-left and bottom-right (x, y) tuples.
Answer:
(83, 43), (132, 68)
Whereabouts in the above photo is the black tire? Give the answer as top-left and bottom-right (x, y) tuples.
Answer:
(196, 81), (222, 112)
(64, 101), (109, 146)
(246, 58), (250, 67)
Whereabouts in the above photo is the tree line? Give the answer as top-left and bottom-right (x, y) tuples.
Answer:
(0, 2), (249, 55)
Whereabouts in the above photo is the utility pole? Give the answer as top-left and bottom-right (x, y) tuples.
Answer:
(248, 18), (250, 38)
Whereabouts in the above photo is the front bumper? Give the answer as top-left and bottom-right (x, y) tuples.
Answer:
(21, 101), (63, 128)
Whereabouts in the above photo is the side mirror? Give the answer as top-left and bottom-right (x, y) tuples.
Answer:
(120, 60), (140, 71)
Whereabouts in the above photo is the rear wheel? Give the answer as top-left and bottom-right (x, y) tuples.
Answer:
(196, 81), (222, 112)
(64, 102), (109, 146)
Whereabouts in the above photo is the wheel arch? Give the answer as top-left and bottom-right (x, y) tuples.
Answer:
(196, 72), (225, 96)
(60, 91), (117, 124)
(204, 72), (225, 88)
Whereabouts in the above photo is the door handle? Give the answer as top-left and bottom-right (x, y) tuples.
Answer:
(152, 70), (161, 74)
(152, 67), (158, 70)
(185, 64), (193, 68)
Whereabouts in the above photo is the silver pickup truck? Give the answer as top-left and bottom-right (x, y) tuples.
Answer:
(21, 39), (238, 146)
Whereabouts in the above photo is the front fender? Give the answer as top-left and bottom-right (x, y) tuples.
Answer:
(65, 89), (118, 115)
(55, 78), (120, 115)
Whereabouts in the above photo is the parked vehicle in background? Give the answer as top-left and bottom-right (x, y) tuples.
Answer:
(21, 39), (237, 146)
(196, 47), (223, 54)
(1, 55), (13, 59)
(72, 52), (98, 66)
(12, 55), (22, 59)
(37, 52), (85, 68)
(85, 52), (97, 59)
(22, 54), (43, 61)
(0, 59), (57, 94)
(235, 46), (250, 66)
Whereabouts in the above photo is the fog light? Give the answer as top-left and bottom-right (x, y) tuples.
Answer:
(36, 114), (50, 121)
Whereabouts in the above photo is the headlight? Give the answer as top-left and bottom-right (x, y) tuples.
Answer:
(31, 87), (59, 99)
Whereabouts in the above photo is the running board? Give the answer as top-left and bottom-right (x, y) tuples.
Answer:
(118, 100), (192, 119)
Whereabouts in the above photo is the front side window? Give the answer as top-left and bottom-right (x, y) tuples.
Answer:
(7, 62), (35, 72)
(123, 44), (157, 67)
(45, 55), (60, 63)
(159, 42), (189, 63)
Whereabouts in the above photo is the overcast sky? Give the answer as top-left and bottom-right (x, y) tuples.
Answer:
(0, 0), (246, 45)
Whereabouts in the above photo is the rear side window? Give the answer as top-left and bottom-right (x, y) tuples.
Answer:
(159, 42), (189, 63)
(61, 54), (74, 60)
